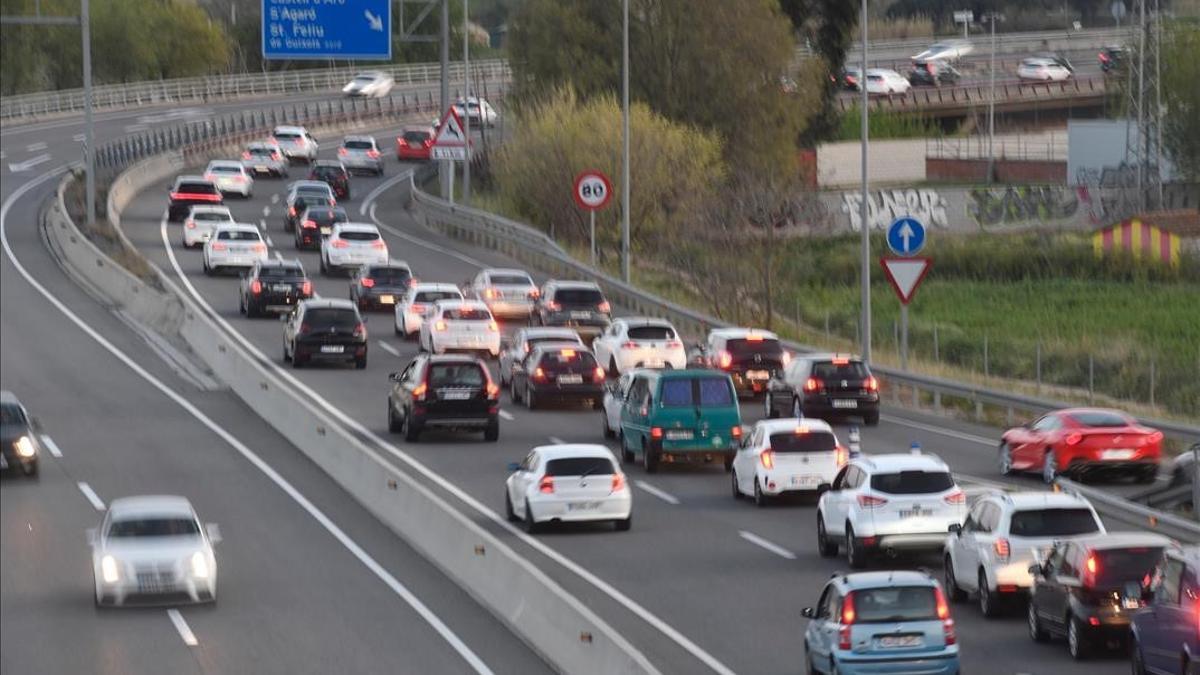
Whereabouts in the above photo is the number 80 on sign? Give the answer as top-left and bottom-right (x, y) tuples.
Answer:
(573, 170), (614, 211)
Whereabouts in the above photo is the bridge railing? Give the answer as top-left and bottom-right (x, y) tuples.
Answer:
(835, 74), (1107, 114)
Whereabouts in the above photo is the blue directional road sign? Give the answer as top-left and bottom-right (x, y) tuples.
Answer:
(263, 0), (392, 61)
(886, 217), (926, 256)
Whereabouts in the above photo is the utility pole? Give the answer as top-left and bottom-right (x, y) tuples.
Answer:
(858, 0), (872, 364)
(986, 10), (998, 185)
(620, 0), (631, 283)
(462, 0), (470, 205)
(440, 0), (450, 198)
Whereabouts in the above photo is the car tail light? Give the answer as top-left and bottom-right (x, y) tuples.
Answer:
(171, 192), (220, 202)
(944, 490), (966, 505)
(331, 238), (350, 248)
(250, 280), (262, 294)
(352, 322), (366, 338)
(782, 351), (792, 366)
(760, 449), (775, 469)
(488, 321), (499, 332)
(298, 322), (311, 335)
(242, 152), (251, 160)
(539, 476), (554, 494)
(338, 148), (348, 156)
(484, 287), (498, 299)
(272, 152), (282, 160)
(533, 367), (547, 381)
(398, 138), (408, 147)
(832, 356), (850, 365)
(252, 243), (267, 253)
(731, 426), (742, 440)
(839, 591), (856, 648)
(301, 219), (317, 229)
(412, 383), (427, 401)
(650, 427), (663, 440)
(185, 220), (196, 229)
(211, 242), (228, 251)
(300, 281), (312, 296)
(328, 198), (336, 206)
(411, 303), (426, 314)
(804, 377), (822, 392)
(666, 340), (682, 349)
(545, 301), (561, 311)
(1065, 432), (1083, 445)
(593, 366), (606, 382)
(233, 175), (246, 183)
(935, 586), (956, 645)
(367, 149), (380, 158)
(835, 446), (848, 467)
(371, 239), (387, 250)
(717, 350), (732, 369)
(361, 278), (376, 288)
(994, 538), (1011, 561)
(865, 376), (879, 392)
(434, 320), (447, 331)
(1099, 51), (1109, 62)
(597, 301), (611, 313)
(408, 278), (418, 286)
(528, 288), (541, 299)
(486, 382), (500, 399)
(1147, 431), (1164, 443)
(857, 494), (887, 508)
(622, 341), (640, 350)
(611, 473), (625, 492)
(203, 173), (214, 182)
(1086, 553), (1098, 578)
(289, 206), (298, 216)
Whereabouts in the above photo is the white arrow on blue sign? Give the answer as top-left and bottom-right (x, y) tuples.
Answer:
(886, 217), (926, 256)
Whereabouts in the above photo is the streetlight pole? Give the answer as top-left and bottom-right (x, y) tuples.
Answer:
(858, 0), (872, 364)
(439, 0), (450, 199)
(987, 11), (996, 184)
(462, 0), (470, 205)
(620, 0), (631, 283)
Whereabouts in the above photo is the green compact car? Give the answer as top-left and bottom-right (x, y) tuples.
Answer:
(618, 369), (743, 473)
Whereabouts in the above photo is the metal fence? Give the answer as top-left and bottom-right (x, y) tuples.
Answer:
(836, 74), (1108, 115)
(925, 132), (1068, 161)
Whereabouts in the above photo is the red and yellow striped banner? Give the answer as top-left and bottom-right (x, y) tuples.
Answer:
(1092, 218), (1181, 266)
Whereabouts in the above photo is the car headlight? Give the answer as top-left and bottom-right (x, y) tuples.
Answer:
(190, 551), (210, 579)
(101, 555), (120, 583)
(14, 435), (36, 458)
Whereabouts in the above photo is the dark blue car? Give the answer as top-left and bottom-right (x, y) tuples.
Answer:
(1131, 545), (1199, 675)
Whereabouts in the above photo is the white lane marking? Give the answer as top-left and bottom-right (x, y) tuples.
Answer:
(73, 134), (86, 142)
(738, 530), (796, 560)
(77, 482), (106, 511)
(881, 414), (994, 446)
(498, 409), (514, 421)
(265, 236), (274, 247)
(270, 193), (280, 204)
(377, 340), (400, 356)
(360, 170), (409, 215)
(156, 216), (731, 675)
(258, 219), (266, 231)
(273, 251), (283, 261)
(0, 150), (5, 160)
(548, 436), (565, 445)
(0, 179), (495, 675)
(261, 205), (270, 217)
(635, 481), (680, 505)
(166, 609), (198, 647)
(361, 175), (488, 269)
(123, 124), (149, 133)
(25, 142), (47, 152)
(40, 435), (63, 458)
(8, 154), (51, 173)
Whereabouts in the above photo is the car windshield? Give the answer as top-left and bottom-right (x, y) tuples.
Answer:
(851, 586), (939, 623)
(0, 403), (25, 425)
(344, 140), (374, 150)
(403, 131), (431, 143)
(353, 75), (376, 83)
(812, 361), (868, 379)
(177, 182), (218, 194)
(443, 307), (490, 321)
(304, 308), (358, 329)
(259, 265), (304, 280)
(415, 291), (461, 303)
(428, 364), (485, 387)
(660, 377), (734, 407)
(769, 431), (837, 452)
(1090, 547), (1165, 587)
(1009, 508), (1100, 537)
(108, 517), (199, 538)
(726, 337), (782, 357)
(340, 231), (379, 241)
(1068, 411), (1131, 427)
(193, 211), (230, 222)
(216, 230), (260, 241)
(366, 268), (410, 284)
(870, 470), (955, 494)
(545, 457), (614, 477)
(488, 274), (532, 286)
(554, 288), (604, 305)
(628, 325), (676, 340)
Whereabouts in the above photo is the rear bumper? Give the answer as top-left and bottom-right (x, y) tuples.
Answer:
(487, 300), (535, 318)
(412, 413), (497, 430)
(208, 254), (265, 269)
(356, 290), (405, 310)
(1066, 459), (1158, 477)
(528, 382), (604, 401)
(615, 350), (687, 372)
(834, 649), (958, 675)
(342, 157), (382, 171)
(528, 494), (631, 523)
(760, 469), (834, 495)
(397, 149), (432, 161)
(803, 395), (880, 417)
(327, 252), (388, 269)
(729, 371), (777, 396)
(431, 334), (501, 354)
(294, 342), (367, 362)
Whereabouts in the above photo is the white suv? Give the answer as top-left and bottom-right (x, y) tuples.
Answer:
(592, 318), (687, 376)
(816, 452), (966, 568)
(943, 491), (1104, 617)
(320, 223), (388, 276)
(272, 125), (319, 163)
(731, 418), (846, 505)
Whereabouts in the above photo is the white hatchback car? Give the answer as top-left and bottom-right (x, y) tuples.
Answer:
(419, 300), (501, 357)
(465, 267), (538, 319)
(592, 317), (686, 376)
(731, 418), (847, 505)
(272, 125), (319, 163)
(394, 283), (464, 338)
(182, 205), (234, 248)
(864, 69), (912, 95)
(203, 224), (268, 275)
(343, 71), (394, 98)
(1017, 57), (1073, 82)
(943, 491), (1104, 617)
(320, 222), (388, 276)
(505, 444), (632, 533)
(817, 452), (967, 568)
(204, 160), (254, 198)
(89, 495), (219, 606)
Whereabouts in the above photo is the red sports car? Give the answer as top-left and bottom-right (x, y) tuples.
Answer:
(396, 127), (434, 161)
(999, 407), (1161, 484)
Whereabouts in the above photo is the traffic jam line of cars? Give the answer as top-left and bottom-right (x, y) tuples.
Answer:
(58, 117), (1193, 673)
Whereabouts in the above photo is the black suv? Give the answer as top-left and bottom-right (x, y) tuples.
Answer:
(284, 187), (336, 232)
(510, 344), (605, 410)
(908, 59), (960, 86)
(168, 176), (223, 221)
(282, 299), (368, 369)
(350, 262), (414, 311)
(239, 260), (313, 317)
(294, 205), (348, 250)
(692, 328), (787, 398)
(1029, 532), (1172, 659)
(308, 161), (351, 200)
(0, 390), (40, 478)
(387, 354), (500, 442)
(765, 352), (880, 425)
(1099, 45), (1125, 73)
(532, 280), (611, 340)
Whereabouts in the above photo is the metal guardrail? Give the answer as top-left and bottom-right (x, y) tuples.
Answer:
(822, 27), (1128, 59)
(0, 59), (509, 120)
(835, 74), (1107, 115)
(1057, 478), (1199, 541)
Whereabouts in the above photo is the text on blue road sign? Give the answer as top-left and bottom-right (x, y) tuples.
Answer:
(263, 0), (392, 60)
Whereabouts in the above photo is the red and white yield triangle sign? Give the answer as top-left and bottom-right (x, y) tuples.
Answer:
(880, 257), (932, 305)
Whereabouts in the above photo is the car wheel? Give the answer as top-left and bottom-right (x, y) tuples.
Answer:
(642, 438), (659, 474)
(355, 356), (367, 370)
(754, 479), (769, 507)
(403, 410), (421, 442)
(1042, 450), (1058, 484)
(620, 432), (634, 464)
(525, 385), (537, 410)
(504, 491), (518, 521)
(979, 570), (1000, 617)
(484, 420), (499, 442)
(387, 402), (402, 433)
(291, 346), (305, 368)
(523, 500), (540, 534)
(817, 513), (839, 557)
(846, 524), (867, 569)
(614, 515), (632, 532)
(239, 295), (246, 315)
(319, 255), (327, 275)
(765, 392), (779, 419)
(591, 397), (603, 411)
(1067, 615), (1090, 660)
(1027, 602), (1048, 642)
(731, 470), (743, 499)
(202, 259), (213, 276)
(944, 556), (967, 601)
(1130, 642), (1148, 675)
(22, 459), (39, 478)
(999, 442), (1014, 476)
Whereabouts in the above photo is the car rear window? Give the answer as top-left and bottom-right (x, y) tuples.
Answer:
(259, 265), (304, 280)
(1090, 547), (1165, 587)
(313, 166), (346, 178)
(628, 325), (676, 340)
(403, 130), (431, 143)
(108, 518), (199, 538)
(366, 268), (411, 284)
(769, 432), (837, 453)
(545, 457), (615, 477)
(193, 211), (230, 222)
(538, 348), (597, 374)
(304, 208), (347, 223)
(1067, 411), (1131, 427)
(443, 307), (490, 320)
(177, 182), (218, 194)
(1009, 508), (1100, 537)
(248, 147), (274, 156)
(812, 361), (868, 379)
(216, 230), (260, 241)
(305, 308), (358, 329)
(488, 274), (532, 286)
(553, 288), (604, 305)
(344, 140), (374, 150)
(660, 377), (734, 407)
(274, 132), (301, 141)
(726, 338), (783, 357)
(415, 291), (461, 303)
(427, 363), (485, 387)
(210, 165), (241, 173)
(851, 586), (939, 623)
(528, 336), (581, 349)
(340, 231), (379, 241)
(870, 470), (955, 495)
(0, 403), (26, 424)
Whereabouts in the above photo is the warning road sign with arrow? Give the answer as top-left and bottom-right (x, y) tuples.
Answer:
(880, 257), (932, 305)
(431, 106), (468, 161)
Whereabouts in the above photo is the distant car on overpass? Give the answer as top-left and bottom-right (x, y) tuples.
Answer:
(912, 39), (974, 63)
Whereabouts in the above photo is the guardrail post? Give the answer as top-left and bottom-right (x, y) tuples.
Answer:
(974, 397), (983, 421)
(1149, 358), (1156, 409)
(1035, 341), (1042, 393)
(983, 334), (989, 380)
(1088, 354), (1095, 404)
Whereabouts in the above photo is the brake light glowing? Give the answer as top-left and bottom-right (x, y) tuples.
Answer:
(841, 593), (857, 644)
(545, 301), (561, 312)
(300, 281), (312, 295)
(434, 320), (447, 331)
(760, 449), (775, 469)
(835, 446), (848, 467)
(423, 139), (433, 147)
(211, 242), (228, 251)
(533, 367), (546, 381)
(361, 278), (376, 288)
(731, 426), (742, 440)
(794, 426), (810, 434)
(782, 351), (791, 365)
(301, 219), (317, 229)
(650, 427), (663, 440)
(611, 473), (625, 492)
(370, 239), (387, 250)
(935, 586), (956, 645)
(944, 490), (966, 505)
(242, 152), (251, 160)
(397, 138), (407, 147)
(1147, 431), (1163, 443)
(367, 149), (380, 158)
(561, 349), (576, 358)
(185, 220), (196, 229)
(252, 243), (267, 253)
(593, 367), (606, 382)
(1086, 554), (1098, 575)
(412, 383), (427, 400)
(717, 350), (732, 369)
(597, 301), (611, 313)
(528, 288), (540, 299)
(832, 357), (850, 365)
(484, 287), (499, 299)
(539, 476), (554, 494)
(171, 192), (220, 202)
(338, 148), (348, 156)
(865, 375), (879, 392)
(857, 494), (888, 508)
(289, 206), (298, 216)
(486, 382), (500, 399)
(994, 538), (1011, 561)
(804, 377), (822, 392)
(666, 340), (682, 349)
(352, 322), (366, 338)
(487, 321), (499, 332)
(331, 239), (350, 248)
(411, 303), (426, 314)
(1066, 432), (1083, 446)
(250, 280), (262, 294)
(621, 341), (640, 350)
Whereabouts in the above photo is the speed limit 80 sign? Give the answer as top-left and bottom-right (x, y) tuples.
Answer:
(573, 170), (614, 211)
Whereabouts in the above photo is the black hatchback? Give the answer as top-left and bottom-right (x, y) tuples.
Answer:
(309, 161), (351, 200)
(387, 354), (500, 442)
(282, 299), (368, 369)
(239, 259), (313, 317)
(766, 353), (880, 425)
(294, 205), (349, 250)
(350, 262), (414, 311)
(510, 344), (605, 410)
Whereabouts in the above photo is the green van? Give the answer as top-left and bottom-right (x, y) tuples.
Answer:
(618, 369), (743, 473)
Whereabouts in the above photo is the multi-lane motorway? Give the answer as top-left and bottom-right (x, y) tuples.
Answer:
(2, 93), (1148, 674)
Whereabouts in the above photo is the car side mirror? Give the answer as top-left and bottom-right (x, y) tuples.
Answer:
(1027, 563), (1042, 576)
(389, 372), (401, 382)
(206, 523), (222, 544)
(86, 528), (97, 545)
(507, 462), (521, 472)
(948, 523), (962, 535)
(801, 607), (815, 619)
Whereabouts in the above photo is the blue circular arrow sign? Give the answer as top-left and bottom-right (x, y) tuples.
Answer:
(886, 217), (926, 256)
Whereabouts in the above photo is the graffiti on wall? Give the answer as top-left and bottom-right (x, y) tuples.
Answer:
(968, 186), (1080, 228)
(841, 189), (948, 232)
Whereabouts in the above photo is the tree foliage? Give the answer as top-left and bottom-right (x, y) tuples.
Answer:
(1162, 21), (1200, 181)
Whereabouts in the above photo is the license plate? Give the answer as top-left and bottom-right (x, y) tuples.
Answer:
(567, 501), (600, 511)
(1102, 449), (1135, 460)
(255, 165), (268, 171)
(832, 399), (858, 409)
(570, 311), (590, 319)
(747, 370), (770, 380)
(440, 390), (471, 400)
(665, 430), (694, 440)
(320, 227), (332, 235)
(899, 506), (930, 518)
(380, 295), (395, 304)
(645, 359), (664, 368)
(558, 374), (583, 384)
(272, 284), (291, 292)
(791, 475), (819, 486)
(878, 635), (921, 648)
(1121, 597), (1141, 609)
(320, 345), (344, 354)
